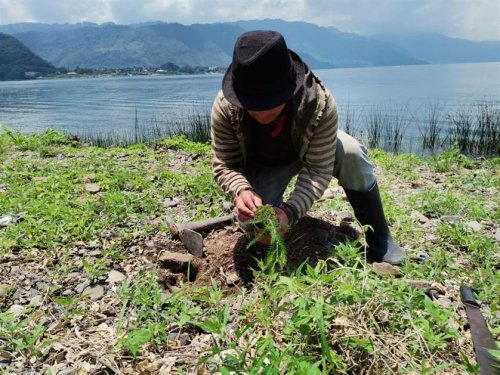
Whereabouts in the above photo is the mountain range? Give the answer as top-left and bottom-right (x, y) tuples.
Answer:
(0, 32), (56, 80)
(1, 19), (499, 71)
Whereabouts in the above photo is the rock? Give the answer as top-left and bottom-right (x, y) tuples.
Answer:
(6, 304), (25, 317)
(439, 215), (461, 224)
(415, 252), (430, 262)
(0, 215), (19, 227)
(320, 188), (336, 201)
(434, 297), (453, 309)
(338, 211), (354, 222)
(87, 250), (101, 257)
(410, 210), (430, 224)
(163, 197), (181, 207)
(226, 271), (240, 286)
(372, 262), (403, 277)
(107, 270), (126, 284)
(84, 183), (100, 193)
(407, 280), (432, 289)
(32, 176), (48, 182)
(466, 221), (482, 232)
(0, 185), (7, 193)
(222, 201), (233, 212)
(57, 367), (76, 375)
(179, 333), (191, 346)
(82, 285), (104, 300)
(495, 228), (500, 242)
(29, 295), (43, 307)
(0, 284), (12, 297)
(158, 251), (194, 274)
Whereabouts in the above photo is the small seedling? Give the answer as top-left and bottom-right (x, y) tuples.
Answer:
(248, 205), (287, 269)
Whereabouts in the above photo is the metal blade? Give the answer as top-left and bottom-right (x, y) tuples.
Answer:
(180, 228), (204, 257)
(463, 303), (499, 374)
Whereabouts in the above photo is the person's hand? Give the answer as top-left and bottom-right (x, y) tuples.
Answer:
(235, 189), (262, 222)
(273, 206), (289, 237)
(255, 206), (289, 245)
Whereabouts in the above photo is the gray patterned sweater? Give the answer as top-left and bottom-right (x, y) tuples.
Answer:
(210, 69), (338, 224)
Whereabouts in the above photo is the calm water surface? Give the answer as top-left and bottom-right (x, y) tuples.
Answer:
(0, 62), (499, 139)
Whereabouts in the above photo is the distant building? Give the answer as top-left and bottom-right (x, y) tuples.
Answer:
(24, 71), (39, 78)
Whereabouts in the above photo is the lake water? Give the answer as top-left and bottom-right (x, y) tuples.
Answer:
(1, 62), (499, 149)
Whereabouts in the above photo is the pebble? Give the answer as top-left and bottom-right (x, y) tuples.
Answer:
(107, 270), (126, 283)
(32, 176), (48, 182)
(0, 215), (19, 227)
(57, 367), (76, 375)
(338, 211), (354, 222)
(407, 280), (432, 289)
(466, 221), (482, 232)
(6, 304), (25, 317)
(29, 295), (43, 307)
(439, 215), (461, 223)
(495, 228), (500, 242)
(372, 262), (403, 277)
(320, 188), (339, 200)
(0, 284), (12, 297)
(226, 271), (240, 286)
(410, 210), (430, 224)
(222, 201), (233, 212)
(158, 251), (194, 274)
(163, 197), (181, 207)
(87, 250), (101, 257)
(84, 183), (100, 193)
(434, 297), (453, 309)
(82, 285), (105, 300)
(75, 281), (90, 294)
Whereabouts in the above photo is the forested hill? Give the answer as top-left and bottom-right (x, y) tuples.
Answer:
(1, 21), (424, 70)
(1, 20), (499, 71)
(0, 33), (56, 80)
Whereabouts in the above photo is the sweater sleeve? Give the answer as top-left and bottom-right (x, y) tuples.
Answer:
(284, 93), (338, 224)
(210, 91), (252, 198)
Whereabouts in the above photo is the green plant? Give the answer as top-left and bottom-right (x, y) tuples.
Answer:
(249, 205), (287, 269)
(82, 258), (108, 283)
(0, 311), (47, 358)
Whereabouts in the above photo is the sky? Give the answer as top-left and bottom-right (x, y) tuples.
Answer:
(0, 0), (499, 41)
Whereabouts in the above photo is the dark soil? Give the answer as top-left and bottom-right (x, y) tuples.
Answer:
(150, 216), (359, 289)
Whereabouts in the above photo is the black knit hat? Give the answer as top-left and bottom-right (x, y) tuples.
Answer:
(222, 30), (305, 111)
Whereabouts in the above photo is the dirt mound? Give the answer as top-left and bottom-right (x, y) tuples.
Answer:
(148, 216), (359, 289)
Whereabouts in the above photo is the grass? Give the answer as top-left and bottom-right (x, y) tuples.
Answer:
(0, 128), (498, 373)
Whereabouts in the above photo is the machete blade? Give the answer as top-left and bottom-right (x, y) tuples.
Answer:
(180, 228), (204, 257)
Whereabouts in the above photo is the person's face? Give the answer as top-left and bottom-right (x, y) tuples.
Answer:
(247, 103), (286, 125)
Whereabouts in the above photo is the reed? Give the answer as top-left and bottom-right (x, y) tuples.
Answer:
(76, 109), (211, 147)
(342, 102), (358, 137)
(445, 104), (499, 156)
(74, 104), (498, 157)
(419, 104), (442, 151)
(382, 109), (410, 153)
(366, 110), (385, 149)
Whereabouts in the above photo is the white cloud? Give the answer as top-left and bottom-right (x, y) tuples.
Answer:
(0, 0), (498, 40)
